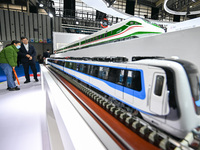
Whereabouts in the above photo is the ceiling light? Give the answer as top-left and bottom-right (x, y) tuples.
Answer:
(49, 13), (53, 18)
(39, 3), (44, 7)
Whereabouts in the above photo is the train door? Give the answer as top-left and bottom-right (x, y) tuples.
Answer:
(115, 69), (125, 99)
(150, 73), (169, 115)
(124, 70), (135, 104)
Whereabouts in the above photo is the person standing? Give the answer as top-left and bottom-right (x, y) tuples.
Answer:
(18, 37), (38, 83)
(43, 49), (50, 59)
(0, 40), (21, 91)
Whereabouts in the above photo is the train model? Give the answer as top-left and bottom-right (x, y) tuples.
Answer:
(47, 56), (200, 141)
(54, 17), (165, 54)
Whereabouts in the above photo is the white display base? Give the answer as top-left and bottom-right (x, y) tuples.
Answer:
(40, 65), (120, 150)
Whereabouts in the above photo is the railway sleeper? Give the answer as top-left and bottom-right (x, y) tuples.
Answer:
(99, 99), (106, 105)
(102, 101), (109, 108)
(106, 103), (113, 110)
(114, 108), (123, 117)
(95, 97), (102, 103)
(110, 106), (117, 114)
(119, 112), (128, 122)
(125, 116), (134, 126)
(132, 120), (141, 130)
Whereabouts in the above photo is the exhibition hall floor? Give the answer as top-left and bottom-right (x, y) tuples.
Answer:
(0, 76), (50, 150)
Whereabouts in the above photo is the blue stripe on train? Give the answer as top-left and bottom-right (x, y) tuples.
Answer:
(50, 62), (153, 115)
(51, 62), (146, 99)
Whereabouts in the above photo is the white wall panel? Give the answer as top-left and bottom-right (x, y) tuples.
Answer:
(4, 11), (11, 41)
(15, 11), (21, 41)
(33, 13), (38, 42)
(19, 12), (25, 37)
(42, 15), (47, 43)
(38, 14), (43, 43)
(0, 10), (6, 41)
(59, 17), (62, 32)
(0, 10), (62, 42)
(47, 16), (51, 41)
(9, 11), (16, 40)
(29, 13), (34, 41)
(54, 17), (59, 32)
(24, 13), (30, 39)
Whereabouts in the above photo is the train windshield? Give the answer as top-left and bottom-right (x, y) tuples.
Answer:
(183, 62), (200, 115)
(188, 72), (200, 115)
(171, 59), (200, 115)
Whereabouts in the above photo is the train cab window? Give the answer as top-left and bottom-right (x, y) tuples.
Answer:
(154, 75), (164, 96)
(90, 65), (99, 77)
(125, 70), (142, 91)
(98, 67), (109, 80)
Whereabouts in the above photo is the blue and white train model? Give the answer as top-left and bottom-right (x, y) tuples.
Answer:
(47, 56), (200, 139)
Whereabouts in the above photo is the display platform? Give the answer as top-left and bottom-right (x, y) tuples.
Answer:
(0, 75), (50, 150)
(41, 65), (121, 150)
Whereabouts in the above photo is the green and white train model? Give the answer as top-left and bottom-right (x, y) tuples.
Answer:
(54, 17), (165, 54)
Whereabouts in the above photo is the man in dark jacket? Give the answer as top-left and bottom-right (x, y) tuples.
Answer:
(18, 37), (38, 83)
(43, 49), (50, 59)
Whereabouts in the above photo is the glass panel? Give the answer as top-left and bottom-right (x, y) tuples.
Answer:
(125, 70), (142, 91)
(90, 65), (99, 77)
(83, 64), (90, 74)
(98, 67), (109, 80)
(108, 68), (121, 83)
(132, 71), (141, 91)
(117, 70), (124, 85)
(126, 71), (133, 88)
(154, 75), (164, 96)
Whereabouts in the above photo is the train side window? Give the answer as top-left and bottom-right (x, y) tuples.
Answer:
(57, 61), (61, 65)
(83, 64), (90, 74)
(125, 70), (142, 91)
(105, 33), (107, 37)
(126, 71), (132, 88)
(108, 68), (121, 83)
(154, 75), (164, 96)
(132, 71), (141, 91)
(78, 64), (84, 72)
(68, 62), (73, 69)
(65, 62), (69, 68)
(73, 63), (78, 70)
(117, 70), (125, 85)
(98, 67), (109, 80)
(90, 65), (99, 77)
(58, 61), (64, 66)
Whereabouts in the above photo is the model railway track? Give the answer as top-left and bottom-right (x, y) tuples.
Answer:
(47, 65), (198, 150)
